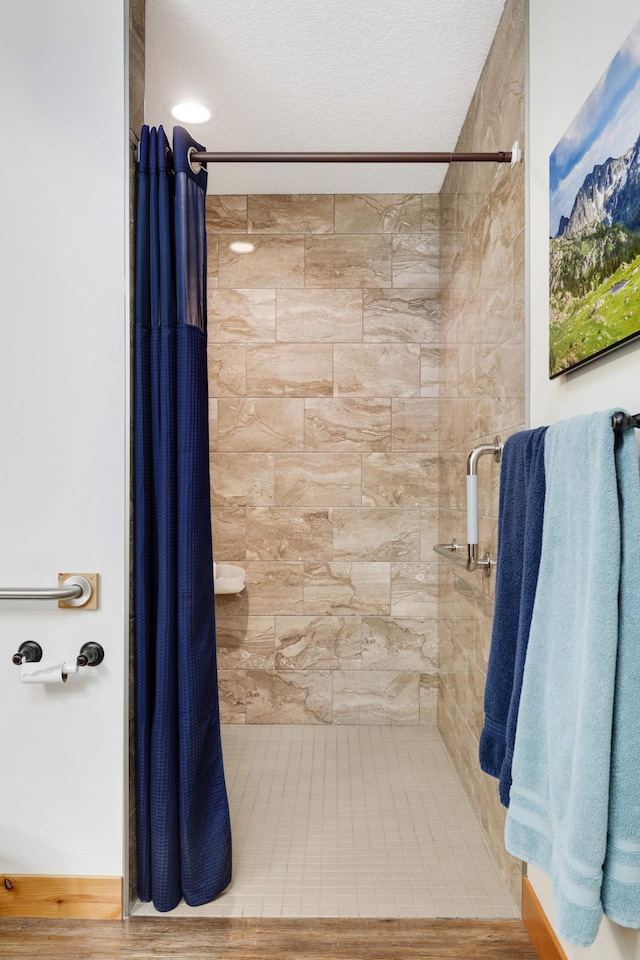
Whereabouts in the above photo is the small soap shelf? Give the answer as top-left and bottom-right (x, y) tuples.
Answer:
(213, 563), (246, 595)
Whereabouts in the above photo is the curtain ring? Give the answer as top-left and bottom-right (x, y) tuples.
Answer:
(187, 146), (203, 175)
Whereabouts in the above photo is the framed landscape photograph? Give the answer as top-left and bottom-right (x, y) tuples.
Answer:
(549, 18), (640, 378)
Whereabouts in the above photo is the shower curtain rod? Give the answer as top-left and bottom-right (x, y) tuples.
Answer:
(188, 149), (514, 164)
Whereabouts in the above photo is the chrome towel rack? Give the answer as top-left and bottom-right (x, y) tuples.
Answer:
(434, 437), (502, 576)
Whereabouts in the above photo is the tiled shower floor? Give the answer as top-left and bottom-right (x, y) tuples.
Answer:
(132, 724), (518, 919)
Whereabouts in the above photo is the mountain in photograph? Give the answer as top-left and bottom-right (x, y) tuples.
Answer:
(549, 133), (640, 377)
(555, 133), (640, 238)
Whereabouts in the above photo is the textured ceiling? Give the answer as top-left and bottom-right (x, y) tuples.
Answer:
(145, 0), (507, 194)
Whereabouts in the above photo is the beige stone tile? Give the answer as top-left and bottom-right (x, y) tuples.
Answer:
(303, 562), (390, 616)
(456, 192), (476, 234)
(362, 617), (438, 671)
(332, 508), (420, 561)
(246, 507), (332, 561)
(208, 398), (218, 452)
(439, 686), (462, 772)
(334, 195), (421, 233)
(449, 288), (482, 345)
(439, 193), (457, 235)
(492, 165), (524, 252)
(217, 398), (304, 452)
(210, 453), (274, 506)
(211, 507), (247, 560)
(275, 616), (361, 670)
(129, 0), (144, 45)
(421, 195), (440, 232)
(466, 655), (487, 739)
(450, 638), (469, 712)
(513, 228), (525, 333)
(218, 235), (305, 288)
(362, 453), (439, 506)
(479, 227), (514, 295)
(362, 289), (439, 342)
(438, 400), (458, 452)
(305, 235), (392, 287)
(391, 399), (440, 450)
(129, 32), (145, 136)
(214, 561), (304, 616)
(420, 673), (439, 725)
(457, 339), (524, 400)
(474, 591), (495, 674)
(206, 196), (248, 233)
(246, 671), (332, 723)
(421, 346), (441, 398)
(420, 507), (440, 560)
(458, 716), (483, 817)
(218, 670), (247, 723)
(477, 285), (516, 344)
(216, 616), (275, 670)
(391, 562), (439, 616)
(246, 343), (333, 397)
(333, 672), (419, 724)
(437, 461), (464, 516)
(207, 343), (246, 397)
(437, 565), (478, 620)
(334, 344), (420, 397)
(207, 237), (219, 290)
(455, 397), (524, 448)
(276, 289), (362, 342)
(304, 398), (391, 452)
(392, 235), (439, 288)
(275, 453), (361, 506)
(208, 289), (276, 342)
(248, 195), (334, 234)
(438, 618), (456, 697)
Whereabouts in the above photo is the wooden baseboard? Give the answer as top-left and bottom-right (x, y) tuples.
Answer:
(522, 877), (568, 960)
(0, 875), (122, 919)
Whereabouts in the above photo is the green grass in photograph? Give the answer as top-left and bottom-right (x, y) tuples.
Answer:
(549, 250), (640, 377)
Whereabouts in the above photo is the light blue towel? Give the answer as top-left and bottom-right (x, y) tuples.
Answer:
(601, 423), (640, 928)
(505, 410), (640, 948)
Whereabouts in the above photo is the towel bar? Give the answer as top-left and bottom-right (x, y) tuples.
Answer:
(612, 410), (640, 432)
(434, 437), (502, 576)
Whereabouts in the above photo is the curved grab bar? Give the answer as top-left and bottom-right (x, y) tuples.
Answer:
(466, 437), (502, 560)
(434, 437), (502, 576)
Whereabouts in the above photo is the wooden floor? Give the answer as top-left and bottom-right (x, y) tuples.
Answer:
(0, 917), (538, 959)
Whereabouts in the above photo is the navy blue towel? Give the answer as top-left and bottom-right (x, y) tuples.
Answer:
(479, 426), (547, 806)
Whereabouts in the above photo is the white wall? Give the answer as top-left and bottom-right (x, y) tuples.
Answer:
(529, 0), (640, 426)
(0, 0), (128, 879)
(528, 1), (640, 956)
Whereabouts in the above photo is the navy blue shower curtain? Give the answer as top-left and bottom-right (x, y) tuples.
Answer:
(135, 125), (232, 911)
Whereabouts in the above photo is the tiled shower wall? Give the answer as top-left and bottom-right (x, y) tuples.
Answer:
(436, 0), (525, 901)
(207, 195), (441, 725)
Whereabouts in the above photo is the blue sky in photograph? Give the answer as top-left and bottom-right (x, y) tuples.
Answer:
(549, 18), (640, 237)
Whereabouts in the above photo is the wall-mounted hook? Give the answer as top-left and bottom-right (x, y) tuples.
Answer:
(12, 641), (43, 665)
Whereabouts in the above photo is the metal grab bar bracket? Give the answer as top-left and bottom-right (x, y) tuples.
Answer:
(57, 573), (98, 609)
(433, 540), (494, 578)
(0, 574), (98, 609)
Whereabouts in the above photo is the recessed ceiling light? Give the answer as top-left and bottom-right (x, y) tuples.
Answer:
(229, 241), (255, 254)
(170, 102), (212, 124)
